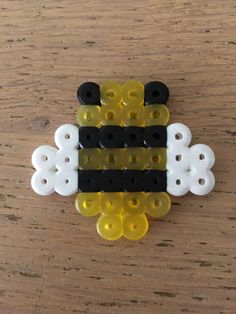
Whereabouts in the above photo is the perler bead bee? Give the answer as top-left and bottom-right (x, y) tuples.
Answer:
(31, 80), (215, 240)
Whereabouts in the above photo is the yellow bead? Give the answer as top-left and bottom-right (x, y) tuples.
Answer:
(123, 214), (148, 240)
(145, 148), (167, 170)
(100, 81), (122, 106)
(102, 149), (124, 169)
(75, 193), (100, 217)
(122, 104), (144, 126)
(100, 192), (123, 215)
(100, 104), (122, 126)
(76, 105), (101, 127)
(96, 214), (123, 240)
(123, 192), (146, 214)
(146, 192), (171, 218)
(123, 148), (146, 169)
(122, 80), (144, 106)
(78, 148), (102, 170)
(144, 104), (169, 126)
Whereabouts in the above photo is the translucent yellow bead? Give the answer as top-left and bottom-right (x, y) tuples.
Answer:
(146, 192), (171, 218)
(123, 148), (146, 169)
(123, 214), (148, 240)
(122, 104), (144, 126)
(100, 81), (122, 106)
(76, 105), (101, 127)
(102, 149), (124, 169)
(79, 148), (102, 170)
(122, 80), (144, 106)
(96, 214), (123, 240)
(123, 192), (146, 214)
(145, 148), (167, 170)
(100, 104), (122, 126)
(100, 192), (123, 215)
(75, 193), (100, 217)
(144, 104), (169, 126)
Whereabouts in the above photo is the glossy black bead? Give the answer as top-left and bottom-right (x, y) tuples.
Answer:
(77, 82), (100, 105)
(145, 170), (167, 192)
(144, 126), (167, 147)
(79, 127), (100, 148)
(144, 81), (169, 105)
(99, 126), (124, 148)
(124, 126), (144, 147)
(100, 170), (123, 192)
(78, 170), (101, 192)
(122, 170), (145, 192)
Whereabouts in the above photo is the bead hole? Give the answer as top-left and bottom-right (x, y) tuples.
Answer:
(153, 133), (160, 140)
(129, 111), (138, 120)
(65, 133), (70, 139)
(65, 157), (70, 163)
(176, 179), (181, 185)
(86, 91), (92, 98)
(175, 155), (182, 161)
(106, 111), (114, 120)
(198, 178), (205, 185)
(41, 178), (47, 184)
(42, 155), (48, 161)
(152, 155), (160, 163)
(199, 154), (205, 160)
(175, 133), (183, 140)
(65, 179), (69, 184)
(152, 90), (160, 97)
(152, 110), (160, 119)
(107, 133), (114, 140)
(130, 133), (137, 141)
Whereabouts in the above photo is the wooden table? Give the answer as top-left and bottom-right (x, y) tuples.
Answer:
(0, 1), (235, 313)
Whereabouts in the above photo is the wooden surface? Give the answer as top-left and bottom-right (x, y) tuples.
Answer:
(0, 0), (235, 313)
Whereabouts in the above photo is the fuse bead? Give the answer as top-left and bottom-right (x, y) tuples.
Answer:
(96, 214), (123, 240)
(122, 80), (144, 106)
(100, 81), (122, 106)
(75, 192), (101, 217)
(78, 148), (102, 170)
(123, 192), (146, 214)
(100, 192), (123, 215)
(76, 105), (101, 127)
(123, 214), (148, 240)
(122, 104), (144, 126)
(146, 148), (167, 170)
(144, 104), (169, 126)
(146, 192), (171, 218)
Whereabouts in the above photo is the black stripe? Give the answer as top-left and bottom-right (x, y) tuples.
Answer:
(78, 170), (167, 192)
(79, 126), (167, 148)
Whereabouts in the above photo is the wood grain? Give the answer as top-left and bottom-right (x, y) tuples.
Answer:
(0, 0), (235, 313)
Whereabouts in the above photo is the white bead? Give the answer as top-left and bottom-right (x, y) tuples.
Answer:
(167, 171), (190, 196)
(167, 123), (192, 147)
(56, 148), (78, 170)
(55, 170), (78, 196)
(190, 144), (215, 170)
(32, 145), (57, 171)
(167, 146), (190, 171)
(54, 124), (79, 149)
(31, 170), (56, 196)
(189, 170), (215, 196)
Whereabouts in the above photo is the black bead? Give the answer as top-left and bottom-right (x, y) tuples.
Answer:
(79, 127), (100, 148)
(122, 170), (145, 192)
(100, 170), (123, 192)
(99, 126), (124, 148)
(145, 170), (167, 192)
(77, 82), (100, 105)
(78, 170), (101, 192)
(144, 126), (167, 147)
(144, 81), (169, 105)
(124, 127), (144, 147)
